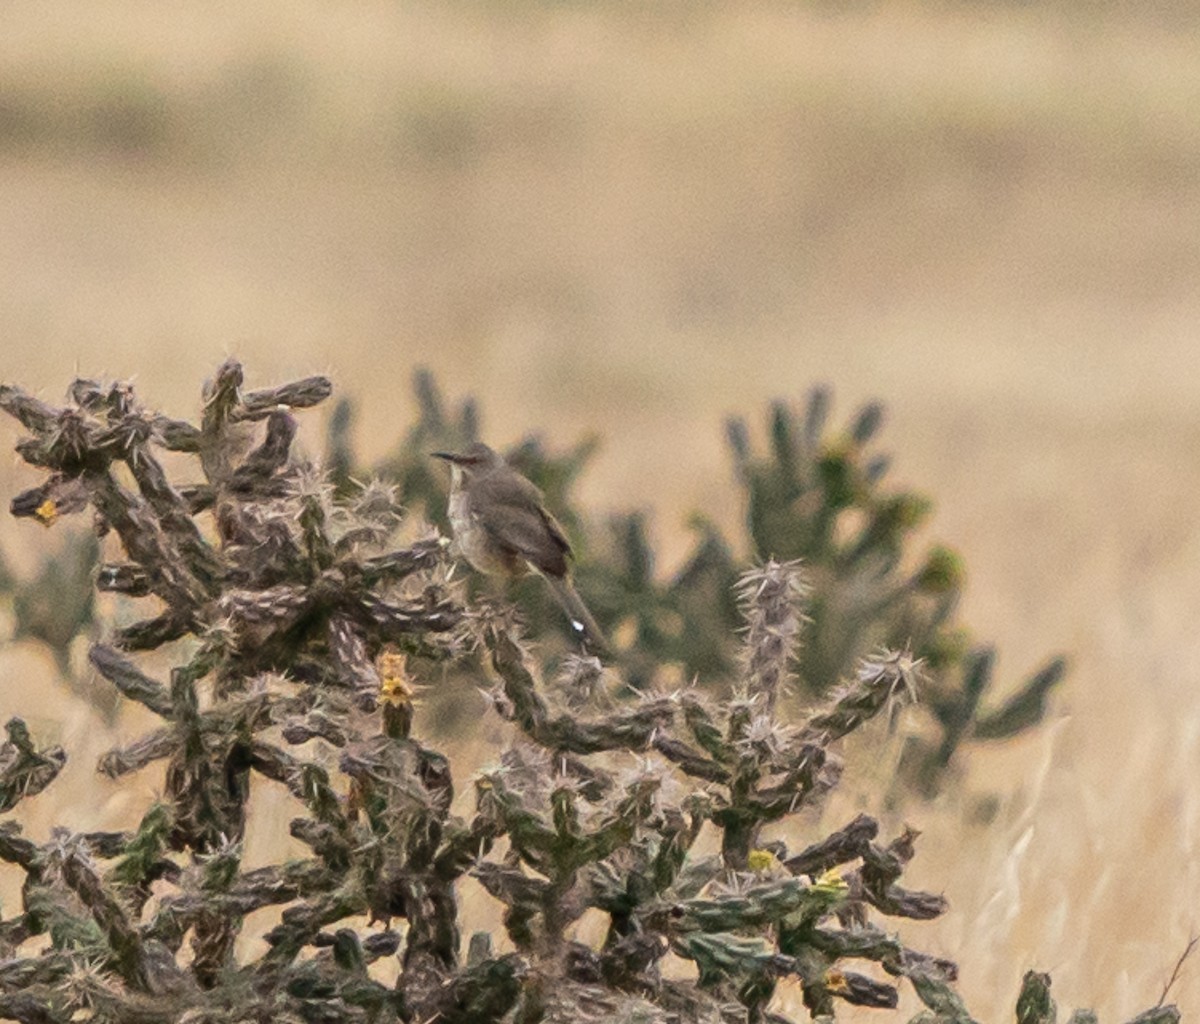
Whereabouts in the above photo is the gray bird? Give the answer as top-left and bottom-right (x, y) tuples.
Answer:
(432, 442), (608, 654)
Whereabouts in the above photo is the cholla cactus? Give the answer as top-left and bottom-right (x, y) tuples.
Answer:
(331, 373), (1065, 797)
(0, 522), (106, 717)
(0, 365), (1173, 1024)
(0, 369), (1065, 799)
(0, 364), (464, 1021)
(471, 561), (943, 1021)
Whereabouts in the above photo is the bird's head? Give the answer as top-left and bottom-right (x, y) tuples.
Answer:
(431, 442), (503, 481)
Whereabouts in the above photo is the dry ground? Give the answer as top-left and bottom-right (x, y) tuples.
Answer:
(3, 1), (1200, 1017)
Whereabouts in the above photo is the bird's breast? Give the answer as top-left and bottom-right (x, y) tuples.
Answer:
(449, 490), (520, 577)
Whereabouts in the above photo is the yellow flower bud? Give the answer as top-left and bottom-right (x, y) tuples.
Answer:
(34, 499), (58, 527)
(814, 867), (849, 894)
(747, 849), (777, 873)
(377, 651), (413, 707)
(825, 969), (849, 993)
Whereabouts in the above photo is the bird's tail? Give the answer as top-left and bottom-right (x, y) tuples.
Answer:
(541, 573), (610, 657)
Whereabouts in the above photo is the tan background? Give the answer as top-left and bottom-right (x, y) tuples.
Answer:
(2, 1), (1200, 1017)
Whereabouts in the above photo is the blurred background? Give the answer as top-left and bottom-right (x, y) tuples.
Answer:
(3, 0), (1200, 1017)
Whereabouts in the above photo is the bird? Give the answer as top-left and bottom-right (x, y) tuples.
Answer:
(431, 442), (608, 655)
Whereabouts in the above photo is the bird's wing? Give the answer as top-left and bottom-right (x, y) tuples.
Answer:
(475, 475), (572, 576)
